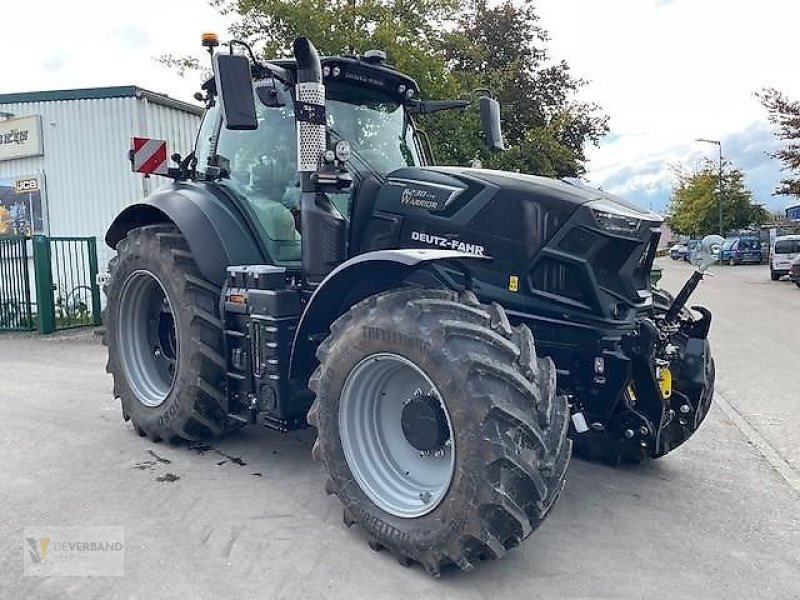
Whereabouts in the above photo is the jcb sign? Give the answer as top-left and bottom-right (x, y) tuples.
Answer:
(14, 177), (39, 193)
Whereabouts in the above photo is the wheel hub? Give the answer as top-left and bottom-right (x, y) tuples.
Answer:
(117, 270), (179, 408)
(401, 392), (450, 452)
(339, 353), (456, 518)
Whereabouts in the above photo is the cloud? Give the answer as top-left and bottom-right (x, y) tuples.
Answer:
(109, 24), (153, 51)
(41, 56), (69, 73)
(723, 121), (780, 172)
(586, 120), (788, 213)
(531, 0), (800, 212)
(0, 0), (230, 103)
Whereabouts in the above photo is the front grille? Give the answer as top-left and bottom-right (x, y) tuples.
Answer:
(530, 258), (589, 304)
(558, 227), (600, 255)
(593, 239), (634, 294)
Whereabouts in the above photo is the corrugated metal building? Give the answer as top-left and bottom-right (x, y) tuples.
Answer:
(0, 86), (202, 267)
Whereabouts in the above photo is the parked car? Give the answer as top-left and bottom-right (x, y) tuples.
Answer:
(770, 235), (800, 280)
(684, 239), (700, 262)
(669, 243), (689, 260)
(789, 255), (800, 288)
(720, 236), (762, 266)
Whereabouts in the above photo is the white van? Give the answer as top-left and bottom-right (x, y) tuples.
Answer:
(770, 235), (800, 280)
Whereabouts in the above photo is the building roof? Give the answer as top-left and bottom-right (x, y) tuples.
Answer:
(0, 85), (203, 116)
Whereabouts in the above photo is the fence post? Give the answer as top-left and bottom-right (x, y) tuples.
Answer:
(33, 235), (55, 334)
(20, 237), (34, 329)
(87, 237), (102, 326)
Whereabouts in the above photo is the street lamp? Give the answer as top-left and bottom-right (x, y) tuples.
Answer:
(696, 138), (723, 236)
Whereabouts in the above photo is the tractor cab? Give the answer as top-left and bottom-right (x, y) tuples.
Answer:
(192, 51), (430, 268)
(191, 38), (502, 281)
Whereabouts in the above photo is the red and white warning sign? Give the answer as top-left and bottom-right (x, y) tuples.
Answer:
(130, 137), (168, 175)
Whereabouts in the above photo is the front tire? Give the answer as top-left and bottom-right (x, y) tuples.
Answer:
(770, 268), (781, 281)
(307, 288), (570, 575)
(105, 224), (239, 442)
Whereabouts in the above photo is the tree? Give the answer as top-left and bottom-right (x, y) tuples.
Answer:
(162, 0), (460, 97)
(758, 88), (800, 197)
(668, 161), (767, 237)
(161, 0), (608, 177)
(427, 1), (608, 176)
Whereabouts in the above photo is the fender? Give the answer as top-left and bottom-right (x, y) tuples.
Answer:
(105, 183), (266, 286)
(288, 248), (490, 382)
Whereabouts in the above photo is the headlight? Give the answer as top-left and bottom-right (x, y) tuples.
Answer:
(335, 140), (352, 163)
(589, 199), (642, 235)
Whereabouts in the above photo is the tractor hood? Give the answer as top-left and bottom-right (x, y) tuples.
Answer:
(359, 166), (664, 320)
(390, 166), (662, 224)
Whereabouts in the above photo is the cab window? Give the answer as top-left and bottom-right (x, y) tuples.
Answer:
(196, 81), (356, 265)
(212, 82), (303, 265)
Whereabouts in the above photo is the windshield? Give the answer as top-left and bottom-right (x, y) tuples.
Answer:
(326, 82), (424, 174)
(738, 239), (759, 250)
(775, 239), (800, 254)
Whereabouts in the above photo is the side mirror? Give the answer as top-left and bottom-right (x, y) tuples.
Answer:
(479, 96), (505, 151)
(698, 234), (725, 271)
(256, 80), (285, 108)
(213, 53), (258, 130)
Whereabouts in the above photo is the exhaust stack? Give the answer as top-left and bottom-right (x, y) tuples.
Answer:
(293, 37), (326, 183)
(292, 37), (346, 290)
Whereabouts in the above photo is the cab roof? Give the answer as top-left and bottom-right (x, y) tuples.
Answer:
(202, 53), (420, 105)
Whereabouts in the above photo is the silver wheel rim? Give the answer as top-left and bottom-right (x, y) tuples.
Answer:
(339, 353), (455, 518)
(117, 270), (179, 408)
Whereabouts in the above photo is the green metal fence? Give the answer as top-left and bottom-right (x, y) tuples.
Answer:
(0, 236), (35, 331)
(33, 236), (102, 333)
(0, 235), (101, 334)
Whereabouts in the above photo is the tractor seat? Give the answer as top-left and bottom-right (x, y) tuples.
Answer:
(249, 196), (302, 264)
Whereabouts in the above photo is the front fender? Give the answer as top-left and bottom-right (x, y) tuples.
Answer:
(105, 183), (265, 286)
(288, 249), (490, 382)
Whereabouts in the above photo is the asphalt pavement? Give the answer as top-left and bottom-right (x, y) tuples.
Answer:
(659, 258), (800, 475)
(1, 260), (798, 599)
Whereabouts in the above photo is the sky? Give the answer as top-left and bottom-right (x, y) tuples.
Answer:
(535, 0), (800, 213)
(2, 0), (798, 214)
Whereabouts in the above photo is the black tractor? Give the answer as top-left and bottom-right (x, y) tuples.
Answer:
(103, 35), (717, 575)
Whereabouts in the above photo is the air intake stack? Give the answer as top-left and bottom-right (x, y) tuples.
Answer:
(292, 37), (347, 290)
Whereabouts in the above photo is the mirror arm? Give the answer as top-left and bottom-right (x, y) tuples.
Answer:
(256, 62), (294, 86)
(406, 99), (471, 114)
(227, 40), (294, 86)
(228, 39), (260, 63)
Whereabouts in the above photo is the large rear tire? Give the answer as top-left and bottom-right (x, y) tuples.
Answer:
(307, 288), (570, 575)
(105, 224), (240, 442)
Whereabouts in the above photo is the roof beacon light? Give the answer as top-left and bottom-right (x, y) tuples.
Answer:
(201, 32), (219, 49)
